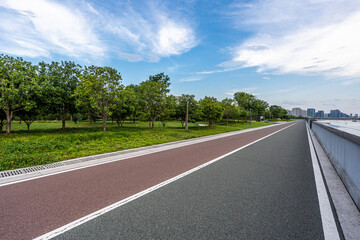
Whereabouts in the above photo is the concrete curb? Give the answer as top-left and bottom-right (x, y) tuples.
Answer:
(309, 126), (360, 240)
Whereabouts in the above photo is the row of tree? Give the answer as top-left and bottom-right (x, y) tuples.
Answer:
(0, 54), (288, 134)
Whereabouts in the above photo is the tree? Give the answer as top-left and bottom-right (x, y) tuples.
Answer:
(221, 98), (238, 125)
(125, 84), (142, 123)
(160, 95), (176, 127)
(0, 110), (6, 133)
(0, 55), (38, 134)
(16, 109), (39, 131)
(175, 94), (200, 128)
(139, 77), (169, 129)
(75, 66), (123, 132)
(148, 72), (171, 88)
(269, 105), (288, 119)
(40, 61), (82, 131)
(199, 96), (223, 127)
(239, 109), (249, 121)
(252, 99), (269, 120)
(233, 92), (256, 111)
(111, 88), (132, 127)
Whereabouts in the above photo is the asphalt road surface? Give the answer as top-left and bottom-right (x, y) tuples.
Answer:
(1, 121), (327, 239)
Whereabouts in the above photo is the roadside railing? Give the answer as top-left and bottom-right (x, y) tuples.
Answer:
(311, 121), (360, 210)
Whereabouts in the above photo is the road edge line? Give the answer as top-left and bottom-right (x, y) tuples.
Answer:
(33, 122), (297, 240)
(306, 122), (340, 240)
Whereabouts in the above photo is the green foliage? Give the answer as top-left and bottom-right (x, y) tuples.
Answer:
(160, 95), (177, 127)
(269, 105), (288, 119)
(148, 72), (171, 88)
(221, 98), (239, 124)
(199, 96), (223, 127)
(252, 99), (269, 120)
(111, 87), (132, 127)
(0, 110), (6, 133)
(234, 92), (256, 111)
(16, 110), (39, 131)
(175, 94), (201, 128)
(0, 54), (38, 133)
(39, 61), (82, 130)
(75, 65), (123, 131)
(139, 77), (169, 129)
(233, 92), (269, 120)
(125, 84), (142, 122)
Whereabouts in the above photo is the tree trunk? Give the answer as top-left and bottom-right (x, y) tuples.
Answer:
(60, 111), (67, 131)
(5, 110), (13, 134)
(151, 117), (155, 129)
(0, 121), (3, 134)
(102, 115), (107, 132)
(226, 117), (229, 125)
(26, 123), (30, 131)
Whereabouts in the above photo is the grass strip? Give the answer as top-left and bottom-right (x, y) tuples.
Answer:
(0, 121), (276, 170)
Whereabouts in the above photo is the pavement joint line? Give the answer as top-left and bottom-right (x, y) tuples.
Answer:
(33, 122), (297, 240)
(0, 122), (291, 187)
(306, 122), (340, 240)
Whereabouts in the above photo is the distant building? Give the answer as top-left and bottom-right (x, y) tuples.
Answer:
(330, 109), (341, 118)
(307, 108), (316, 118)
(355, 114), (359, 119)
(291, 108), (306, 117)
(302, 110), (307, 118)
(317, 110), (324, 119)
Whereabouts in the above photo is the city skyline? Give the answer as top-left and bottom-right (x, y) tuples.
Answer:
(0, 0), (359, 114)
(289, 107), (358, 119)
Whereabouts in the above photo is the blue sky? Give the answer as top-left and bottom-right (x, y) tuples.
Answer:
(0, 0), (359, 115)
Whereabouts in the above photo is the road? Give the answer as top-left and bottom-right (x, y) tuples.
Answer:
(0, 121), (332, 239)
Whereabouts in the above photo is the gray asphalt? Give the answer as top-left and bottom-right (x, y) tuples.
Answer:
(54, 121), (325, 239)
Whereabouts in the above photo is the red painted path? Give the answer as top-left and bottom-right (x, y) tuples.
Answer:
(0, 123), (292, 240)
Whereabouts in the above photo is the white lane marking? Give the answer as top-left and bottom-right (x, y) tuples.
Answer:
(306, 123), (340, 240)
(33, 122), (297, 239)
(1, 122), (292, 187)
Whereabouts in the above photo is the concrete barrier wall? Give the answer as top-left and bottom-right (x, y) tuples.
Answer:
(311, 122), (360, 210)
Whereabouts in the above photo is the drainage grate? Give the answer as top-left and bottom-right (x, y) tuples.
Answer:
(0, 155), (98, 179)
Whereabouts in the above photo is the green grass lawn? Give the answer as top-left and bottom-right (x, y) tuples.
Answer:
(0, 120), (275, 171)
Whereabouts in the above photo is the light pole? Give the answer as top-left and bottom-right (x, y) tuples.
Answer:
(185, 97), (189, 131)
(249, 108), (252, 125)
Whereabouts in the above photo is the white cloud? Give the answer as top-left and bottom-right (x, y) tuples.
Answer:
(0, 0), (197, 62)
(155, 21), (196, 56)
(223, 0), (360, 79)
(118, 52), (143, 62)
(0, 0), (104, 58)
(100, 2), (197, 62)
(179, 77), (203, 82)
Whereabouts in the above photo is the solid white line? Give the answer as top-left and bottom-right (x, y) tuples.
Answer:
(1, 122), (291, 187)
(33, 122), (297, 239)
(306, 122), (340, 240)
